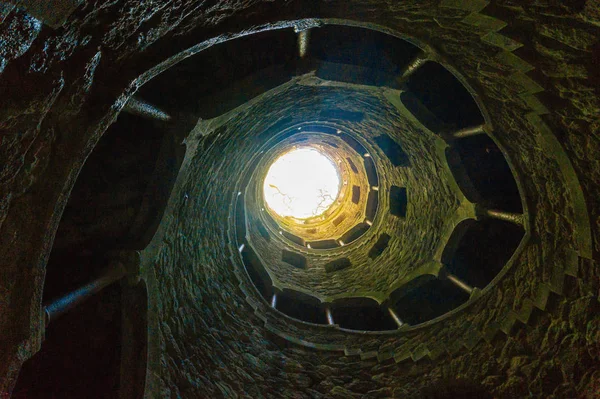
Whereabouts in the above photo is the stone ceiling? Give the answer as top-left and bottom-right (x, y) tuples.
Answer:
(0, 1), (599, 397)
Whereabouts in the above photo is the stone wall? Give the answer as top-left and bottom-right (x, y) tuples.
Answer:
(234, 83), (460, 302)
(1, 0), (598, 397)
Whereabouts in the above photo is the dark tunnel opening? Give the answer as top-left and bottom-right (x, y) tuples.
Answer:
(311, 25), (421, 87)
(452, 135), (523, 213)
(339, 223), (370, 245)
(404, 62), (484, 131)
(445, 219), (525, 289)
(324, 257), (352, 273)
(13, 89), (183, 398)
(389, 276), (470, 325)
(389, 186), (408, 218)
(276, 290), (328, 325)
(241, 243), (274, 300)
(374, 134), (410, 167)
(14, 281), (123, 399)
(138, 28), (298, 119)
(282, 249), (308, 269)
(281, 230), (307, 247)
(369, 233), (392, 259)
(332, 298), (398, 331)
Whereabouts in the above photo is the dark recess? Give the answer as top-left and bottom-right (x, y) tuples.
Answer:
(14, 283), (122, 398)
(308, 239), (339, 250)
(311, 25), (420, 87)
(13, 107), (180, 397)
(446, 219), (525, 289)
(369, 233), (391, 259)
(282, 250), (307, 269)
(405, 61), (484, 130)
(400, 90), (446, 133)
(276, 290), (327, 324)
(389, 277), (469, 325)
(364, 157), (379, 186)
(120, 281), (149, 399)
(374, 134), (409, 167)
(452, 135), (523, 213)
(282, 230), (306, 247)
(52, 112), (183, 252)
(324, 257), (352, 273)
(440, 219), (476, 266)
(351, 185), (361, 204)
(389, 186), (408, 217)
(139, 28), (297, 118)
(365, 191), (378, 220)
(445, 147), (482, 203)
(333, 213), (346, 226)
(235, 194), (246, 243)
(332, 298), (397, 331)
(347, 158), (359, 173)
(340, 223), (370, 244)
(241, 244), (273, 299)
(339, 133), (366, 155)
(316, 63), (395, 86)
(256, 220), (271, 241)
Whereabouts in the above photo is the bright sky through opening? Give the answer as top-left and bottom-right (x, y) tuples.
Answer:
(263, 148), (341, 219)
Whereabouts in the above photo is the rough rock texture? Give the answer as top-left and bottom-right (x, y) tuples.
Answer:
(239, 82), (461, 302)
(146, 64), (597, 398)
(1, 0), (599, 398)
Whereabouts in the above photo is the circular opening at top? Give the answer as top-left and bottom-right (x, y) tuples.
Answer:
(263, 147), (341, 219)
